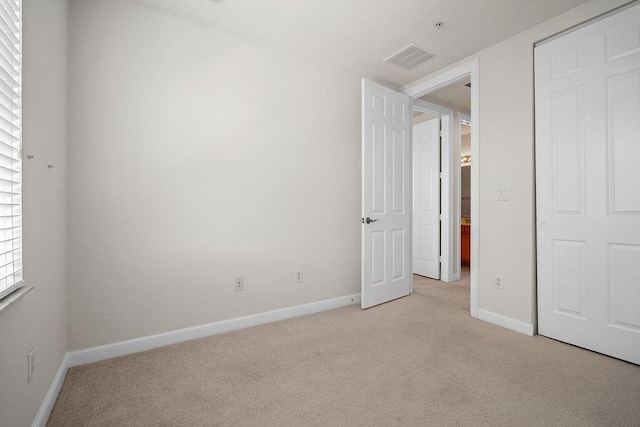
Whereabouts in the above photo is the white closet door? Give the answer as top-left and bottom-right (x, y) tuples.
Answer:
(535, 4), (640, 365)
(361, 79), (412, 309)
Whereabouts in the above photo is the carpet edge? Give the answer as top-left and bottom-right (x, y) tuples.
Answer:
(66, 293), (361, 368)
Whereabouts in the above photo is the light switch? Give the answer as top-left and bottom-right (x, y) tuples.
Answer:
(495, 187), (510, 201)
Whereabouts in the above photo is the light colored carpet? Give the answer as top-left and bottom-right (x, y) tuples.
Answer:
(49, 271), (640, 426)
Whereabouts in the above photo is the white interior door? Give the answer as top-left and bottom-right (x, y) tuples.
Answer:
(361, 79), (412, 309)
(535, 3), (640, 365)
(413, 118), (440, 279)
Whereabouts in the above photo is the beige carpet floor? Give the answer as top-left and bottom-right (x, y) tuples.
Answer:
(49, 272), (640, 426)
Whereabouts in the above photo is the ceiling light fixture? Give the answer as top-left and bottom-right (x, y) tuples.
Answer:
(434, 21), (445, 29)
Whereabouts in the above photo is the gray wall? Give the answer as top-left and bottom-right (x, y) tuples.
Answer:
(0, 0), (68, 425)
(66, 0), (362, 350)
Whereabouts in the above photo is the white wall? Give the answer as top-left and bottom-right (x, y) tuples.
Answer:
(403, 0), (629, 326)
(0, 0), (68, 425)
(67, 0), (362, 350)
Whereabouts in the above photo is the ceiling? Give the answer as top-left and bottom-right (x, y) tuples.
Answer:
(129, 0), (591, 87)
(421, 77), (471, 112)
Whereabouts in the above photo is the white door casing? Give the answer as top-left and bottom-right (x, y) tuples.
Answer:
(413, 118), (440, 279)
(361, 79), (412, 309)
(412, 99), (454, 282)
(402, 59), (480, 318)
(535, 4), (640, 364)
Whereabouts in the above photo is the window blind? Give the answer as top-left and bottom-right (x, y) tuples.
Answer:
(0, 0), (21, 301)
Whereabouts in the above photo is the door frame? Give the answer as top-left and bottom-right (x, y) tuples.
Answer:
(458, 112), (471, 274)
(402, 59), (480, 318)
(412, 99), (454, 282)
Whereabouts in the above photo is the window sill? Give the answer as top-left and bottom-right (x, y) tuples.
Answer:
(0, 286), (34, 314)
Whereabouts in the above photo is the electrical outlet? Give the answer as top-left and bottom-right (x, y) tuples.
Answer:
(235, 277), (244, 292)
(495, 275), (504, 289)
(295, 269), (303, 283)
(27, 348), (35, 383)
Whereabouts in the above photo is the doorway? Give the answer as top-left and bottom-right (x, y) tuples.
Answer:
(404, 59), (480, 318)
(411, 101), (452, 281)
(359, 60), (479, 315)
(459, 114), (471, 272)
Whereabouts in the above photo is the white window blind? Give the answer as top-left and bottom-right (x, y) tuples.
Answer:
(0, 0), (21, 301)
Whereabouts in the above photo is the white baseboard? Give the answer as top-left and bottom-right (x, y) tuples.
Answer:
(34, 293), (360, 426)
(67, 293), (361, 368)
(477, 308), (534, 336)
(32, 353), (68, 427)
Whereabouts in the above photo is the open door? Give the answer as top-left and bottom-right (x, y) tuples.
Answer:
(361, 79), (412, 309)
(413, 118), (441, 279)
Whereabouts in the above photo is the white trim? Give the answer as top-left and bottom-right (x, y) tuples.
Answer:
(402, 58), (480, 318)
(457, 112), (472, 283)
(33, 294), (361, 425)
(412, 99), (455, 282)
(478, 309), (535, 336)
(67, 293), (361, 367)
(469, 59), (480, 319)
(412, 99), (452, 116)
(402, 61), (476, 98)
(535, 0), (640, 47)
(32, 354), (68, 427)
(0, 285), (33, 313)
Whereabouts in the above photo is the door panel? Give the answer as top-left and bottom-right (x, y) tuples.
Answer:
(608, 70), (640, 213)
(536, 3), (640, 365)
(608, 244), (640, 332)
(361, 79), (412, 309)
(551, 87), (585, 216)
(552, 239), (587, 319)
(413, 118), (440, 279)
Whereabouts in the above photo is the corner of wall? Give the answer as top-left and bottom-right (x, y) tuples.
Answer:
(0, 0), (70, 425)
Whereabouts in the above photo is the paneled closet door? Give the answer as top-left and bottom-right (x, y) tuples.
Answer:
(535, 4), (640, 365)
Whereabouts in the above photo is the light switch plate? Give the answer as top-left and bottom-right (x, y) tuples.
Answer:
(495, 187), (510, 201)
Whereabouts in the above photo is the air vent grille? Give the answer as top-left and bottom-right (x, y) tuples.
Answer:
(383, 44), (436, 70)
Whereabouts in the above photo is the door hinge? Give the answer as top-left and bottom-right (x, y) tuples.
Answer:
(439, 256), (443, 262)
(439, 130), (444, 137)
(439, 172), (443, 179)
(439, 214), (443, 220)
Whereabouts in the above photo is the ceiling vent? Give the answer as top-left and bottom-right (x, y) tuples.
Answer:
(383, 44), (436, 70)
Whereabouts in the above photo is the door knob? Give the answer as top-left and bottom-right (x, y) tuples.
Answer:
(365, 217), (379, 224)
